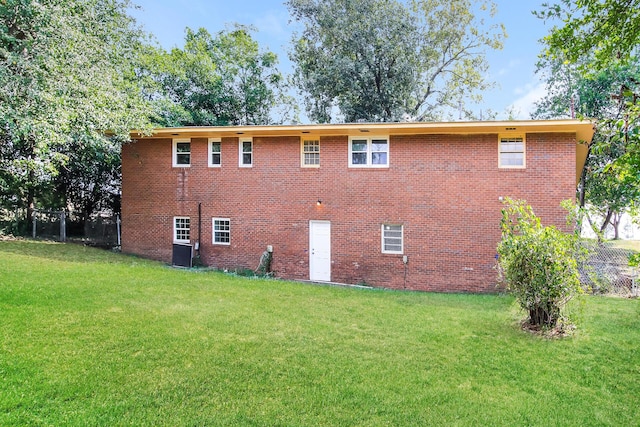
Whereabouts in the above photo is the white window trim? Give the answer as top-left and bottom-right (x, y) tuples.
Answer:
(498, 134), (526, 169)
(239, 138), (253, 168)
(208, 138), (222, 168)
(301, 136), (321, 168)
(173, 216), (190, 243)
(381, 224), (403, 254)
(212, 217), (231, 245)
(172, 138), (191, 168)
(348, 136), (389, 168)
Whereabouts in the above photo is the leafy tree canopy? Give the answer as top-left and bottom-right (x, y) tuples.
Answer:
(536, 0), (640, 238)
(0, 0), (153, 223)
(142, 25), (290, 126)
(536, 0), (640, 72)
(287, 0), (506, 123)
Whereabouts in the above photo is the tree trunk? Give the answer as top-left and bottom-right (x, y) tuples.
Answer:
(26, 184), (34, 232)
(25, 138), (36, 227)
(529, 303), (560, 327)
(599, 208), (613, 236)
(612, 212), (621, 239)
(579, 166), (586, 208)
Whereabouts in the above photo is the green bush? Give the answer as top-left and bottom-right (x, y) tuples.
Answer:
(497, 199), (582, 328)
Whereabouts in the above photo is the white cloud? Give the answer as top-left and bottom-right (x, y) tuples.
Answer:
(507, 82), (547, 119)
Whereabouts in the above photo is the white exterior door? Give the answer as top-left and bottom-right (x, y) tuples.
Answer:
(309, 221), (331, 281)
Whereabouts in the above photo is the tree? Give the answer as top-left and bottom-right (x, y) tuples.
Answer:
(532, 60), (640, 239)
(53, 135), (123, 231)
(0, 0), (153, 226)
(287, 0), (505, 123)
(497, 199), (582, 329)
(143, 26), (288, 126)
(537, 1), (640, 238)
(536, 0), (640, 72)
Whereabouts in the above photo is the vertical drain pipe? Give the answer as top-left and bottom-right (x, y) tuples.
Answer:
(197, 202), (202, 258)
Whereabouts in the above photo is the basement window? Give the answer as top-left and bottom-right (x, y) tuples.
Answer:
(499, 136), (526, 168)
(173, 139), (191, 167)
(208, 138), (221, 167)
(349, 136), (389, 168)
(382, 224), (403, 254)
(212, 218), (230, 245)
(174, 217), (190, 243)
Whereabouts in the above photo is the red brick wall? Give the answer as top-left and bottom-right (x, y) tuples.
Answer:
(121, 131), (576, 292)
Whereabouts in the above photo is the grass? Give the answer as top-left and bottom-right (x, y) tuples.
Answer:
(605, 239), (640, 252)
(1, 240), (639, 426)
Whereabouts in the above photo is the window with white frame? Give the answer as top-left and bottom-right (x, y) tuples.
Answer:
(239, 138), (253, 167)
(174, 217), (190, 243)
(208, 138), (221, 167)
(499, 136), (525, 168)
(349, 136), (389, 167)
(212, 218), (230, 245)
(382, 224), (403, 254)
(173, 139), (191, 167)
(301, 138), (320, 167)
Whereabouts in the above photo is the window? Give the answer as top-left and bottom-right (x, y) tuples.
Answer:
(499, 136), (525, 168)
(382, 224), (403, 254)
(173, 139), (191, 167)
(212, 218), (230, 245)
(301, 138), (320, 167)
(174, 217), (190, 243)
(239, 138), (253, 167)
(349, 137), (389, 167)
(208, 138), (221, 167)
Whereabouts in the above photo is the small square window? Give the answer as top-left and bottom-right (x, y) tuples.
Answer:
(302, 138), (320, 167)
(382, 224), (403, 254)
(208, 138), (221, 167)
(499, 136), (525, 168)
(213, 218), (230, 245)
(239, 139), (253, 167)
(174, 217), (190, 243)
(173, 139), (191, 167)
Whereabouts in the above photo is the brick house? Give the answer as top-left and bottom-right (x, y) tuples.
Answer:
(122, 120), (593, 292)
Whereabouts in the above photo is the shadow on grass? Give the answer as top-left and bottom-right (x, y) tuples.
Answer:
(0, 238), (157, 266)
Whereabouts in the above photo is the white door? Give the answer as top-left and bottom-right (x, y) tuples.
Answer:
(309, 221), (331, 281)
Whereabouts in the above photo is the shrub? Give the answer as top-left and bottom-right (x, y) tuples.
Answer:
(497, 199), (582, 328)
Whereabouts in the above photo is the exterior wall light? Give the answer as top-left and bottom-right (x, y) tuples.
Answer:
(317, 199), (322, 206)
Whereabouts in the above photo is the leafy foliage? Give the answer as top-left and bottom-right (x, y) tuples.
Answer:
(287, 0), (505, 123)
(497, 199), (582, 328)
(532, 60), (640, 238)
(536, 0), (640, 72)
(537, 1), (640, 237)
(141, 26), (290, 126)
(0, 0), (153, 223)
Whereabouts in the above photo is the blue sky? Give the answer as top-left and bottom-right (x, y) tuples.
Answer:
(130, 0), (556, 122)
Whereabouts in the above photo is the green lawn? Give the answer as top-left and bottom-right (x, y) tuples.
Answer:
(1, 240), (639, 426)
(605, 239), (640, 252)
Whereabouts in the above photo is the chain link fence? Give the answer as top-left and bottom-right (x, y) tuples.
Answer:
(75, 214), (121, 248)
(0, 208), (120, 248)
(32, 210), (66, 241)
(579, 240), (639, 297)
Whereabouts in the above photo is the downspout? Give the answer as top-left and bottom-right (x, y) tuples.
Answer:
(197, 202), (202, 258)
(193, 202), (202, 267)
